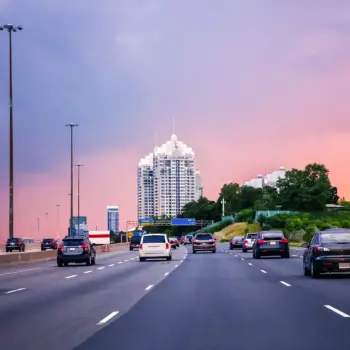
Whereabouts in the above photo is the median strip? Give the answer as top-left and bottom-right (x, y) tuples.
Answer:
(97, 311), (119, 325)
(324, 305), (350, 318)
(5, 287), (26, 294)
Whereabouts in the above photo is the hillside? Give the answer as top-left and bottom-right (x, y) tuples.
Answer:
(215, 222), (261, 241)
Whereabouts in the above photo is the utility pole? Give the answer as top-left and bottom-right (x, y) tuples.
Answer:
(0, 24), (23, 238)
(221, 197), (226, 218)
(56, 205), (60, 241)
(65, 123), (78, 237)
(37, 217), (40, 235)
(75, 164), (83, 233)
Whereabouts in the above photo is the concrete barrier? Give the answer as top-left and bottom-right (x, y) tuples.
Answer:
(0, 243), (129, 267)
(0, 242), (41, 252)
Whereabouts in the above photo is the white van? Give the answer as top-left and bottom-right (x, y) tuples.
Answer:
(139, 234), (172, 261)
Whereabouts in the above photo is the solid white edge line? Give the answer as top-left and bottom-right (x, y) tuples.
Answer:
(97, 311), (120, 325)
(84, 271), (92, 274)
(324, 305), (350, 318)
(260, 270), (267, 273)
(164, 272), (169, 276)
(280, 281), (291, 287)
(145, 285), (153, 291)
(65, 275), (78, 279)
(5, 288), (26, 294)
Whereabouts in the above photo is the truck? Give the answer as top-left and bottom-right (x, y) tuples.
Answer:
(88, 230), (110, 245)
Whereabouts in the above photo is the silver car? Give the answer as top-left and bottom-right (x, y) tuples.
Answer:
(242, 233), (257, 252)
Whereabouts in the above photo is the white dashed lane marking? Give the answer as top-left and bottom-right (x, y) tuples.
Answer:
(145, 285), (153, 291)
(65, 275), (78, 279)
(280, 281), (291, 287)
(97, 267), (105, 270)
(260, 270), (267, 274)
(97, 311), (119, 325)
(324, 305), (350, 318)
(248, 263), (252, 266)
(108, 264), (115, 267)
(164, 272), (169, 276)
(5, 288), (26, 294)
(84, 270), (92, 274)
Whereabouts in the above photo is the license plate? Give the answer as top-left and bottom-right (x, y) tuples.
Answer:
(339, 263), (350, 269)
(69, 248), (76, 251)
(135, 245), (139, 247)
(270, 242), (276, 245)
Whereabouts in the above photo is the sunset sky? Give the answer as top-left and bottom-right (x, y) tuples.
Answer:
(0, 0), (350, 240)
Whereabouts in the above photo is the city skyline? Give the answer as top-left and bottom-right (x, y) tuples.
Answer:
(1, 1), (350, 238)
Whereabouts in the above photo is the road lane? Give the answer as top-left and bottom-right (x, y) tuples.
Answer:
(0, 246), (187, 350)
(231, 247), (350, 314)
(77, 243), (350, 350)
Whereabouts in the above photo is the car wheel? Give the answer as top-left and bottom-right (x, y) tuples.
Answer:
(22, 247), (25, 252)
(229, 246), (233, 250)
(130, 248), (133, 251)
(283, 251), (290, 258)
(174, 246), (177, 249)
(64, 262), (69, 267)
(92, 255), (96, 265)
(310, 261), (319, 278)
(193, 250), (196, 254)
(57, 260), (63, 267)
(167, 255), (172, 261)
(86, 256), (92, 266)
(255, 251), (260, 259)
(242, 249), (247, 253)
(212, 250), (216, 253)
(303, 259), (310, 276)
(139, 257), (146, 262)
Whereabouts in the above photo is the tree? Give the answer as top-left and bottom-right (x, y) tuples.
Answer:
(277, 163), (338, 211)
(217, 183), (241, 214)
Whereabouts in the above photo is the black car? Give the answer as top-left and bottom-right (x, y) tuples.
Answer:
(6, 238), (25, 252)
(57, 237), (96, 267)
(229, 236), (244, 250)
(253, 231), (289, 259)
(41, 238), (58, 251)
(303, 228), (350, 278)
(129, 236), (141, 250)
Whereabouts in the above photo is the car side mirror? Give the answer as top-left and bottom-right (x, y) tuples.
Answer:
(301, 243), (309, 248)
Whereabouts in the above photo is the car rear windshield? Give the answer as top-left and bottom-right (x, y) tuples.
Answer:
(143, 235), (166, 243)
(7, 238), (20, 242)
(195, 234), (212, 240)
(131, 237), (141, 242)
(234, 236), (243, 240)
(62, 239), (85, 246)
(321, 233), (350, 243)
(43, 239), (54, 243)
(262, 233), (283, 240)
(246, 234), (257, 239)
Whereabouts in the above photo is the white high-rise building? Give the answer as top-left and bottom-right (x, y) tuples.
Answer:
(195, 170), (203, 200)
(137, 134), (200, 219)
(244, 167), (286, 189)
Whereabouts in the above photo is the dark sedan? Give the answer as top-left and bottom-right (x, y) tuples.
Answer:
(229, 236), (244, 250)
(6, 238), (25, 252)
(303, 228), (350, 278)
(41, 238), (58, 251)
(253, 231), (290, 259)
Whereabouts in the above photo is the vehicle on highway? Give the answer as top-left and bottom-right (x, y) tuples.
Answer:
(139, 234), (172, 261)
(129, 235), (141, 250)
(23, 238), (34, 244)
(192, 233), (216, 254)
(5, 238), (25, 252)
(57, 236), (96, 267)
(253, 231), (289, 259)
(184, 235), (193, 245)
(41, 238), (58, 251)
(303, 228), (350, 278)
(180, 236), (186, 244)
(229, 236), (244, 250)
(242, 233), (257, 252)
(169, 237), (179, 248)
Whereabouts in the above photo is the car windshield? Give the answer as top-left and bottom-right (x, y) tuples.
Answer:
(62, 239), (84, 246)
(195, 234), (212, 240)
(321, 233), (350, 243)
(246, 234), (257, 239)
(143, 235), (166, 243)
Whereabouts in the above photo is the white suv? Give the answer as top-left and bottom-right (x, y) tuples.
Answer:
(242, 233), (258, 252)
(139, 234), (172, 261)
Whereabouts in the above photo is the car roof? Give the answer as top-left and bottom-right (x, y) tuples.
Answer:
(142, 233), (166, 236)
(320, 228), (350, 234)
(259, 230), (283, 235)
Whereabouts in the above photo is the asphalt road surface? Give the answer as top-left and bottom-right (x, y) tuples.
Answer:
(1, 244), (350, 350)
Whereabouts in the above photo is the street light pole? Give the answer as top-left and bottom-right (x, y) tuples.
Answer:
(75, 164), (83, 233)
(56, 205), (60, 241)
(37, 217), (40, 235)
(221, 197), (226, 218)
(0, 24), (23, 238)
(65, 123), (78, 237)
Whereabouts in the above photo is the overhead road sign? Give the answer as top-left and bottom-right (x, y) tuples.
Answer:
(171, 218), (196, 226)
(138, 218), (154, 226)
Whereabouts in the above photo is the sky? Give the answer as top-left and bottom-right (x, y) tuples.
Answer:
(1, 0), (350, 240)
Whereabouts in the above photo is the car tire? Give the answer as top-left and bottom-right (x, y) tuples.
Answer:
(57, 260), (63, 267)
(6, 249), (9, 253)
(242, 249), (247, 253)
(254, 251), (260, 259)
(64, 262), (69, 267)
(92, 255), (96, 265)
(193, 250), (196, 254)
(167, 255), (172, 261)
(229, 246), (233, 250)
(139, 257), (146, 262)
(22, 247), (25, 252)
(86, 256), (92, 266)
(283, 251), (290, 258)
(130, 248), (133, 251)
(310, 261), (319, 278)
(303, 259), (310, 276)
(212, 250), (216, 253)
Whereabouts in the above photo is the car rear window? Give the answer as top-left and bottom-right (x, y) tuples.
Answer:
(195, 234), (212, 240)
(262, 233), (283, 240)
(7, 238), (19, 242)
(321, 233), (350, 243)
(62, 239), (85, 246)
(131, 237), (141, 242)
(234, 236), (243, 240)
(143, 235), (166, 243)
(246, 234), (257, 239)
(43, 239), (54, 243)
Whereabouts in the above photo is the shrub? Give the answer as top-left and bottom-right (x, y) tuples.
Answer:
(288, 229), (305, 242)
(263, 224), (272, 230)
(265, 214), (288, 228)
(303, 225), (319, 242)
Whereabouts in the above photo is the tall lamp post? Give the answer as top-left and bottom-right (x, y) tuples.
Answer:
(65, 123), (78, 236)
(56, 204), (60, 241)
(0, 24), (23, 238)
(75, 164), (83, 232)
(37, 217), (40, 235)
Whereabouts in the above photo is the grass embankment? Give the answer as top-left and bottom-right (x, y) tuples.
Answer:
(216, 222), (261, 242)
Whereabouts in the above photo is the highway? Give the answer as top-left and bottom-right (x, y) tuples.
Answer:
(1, 243), (350, 350)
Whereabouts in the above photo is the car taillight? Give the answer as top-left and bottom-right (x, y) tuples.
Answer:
(165, 243), (169, 249)
(41, 242), (44, 244)
(193, 240), (197, 243)
(313, 246), (330, 252)
(51, 241), (55, 244)
(244, 240), (248, 244)
(58, 244), (64, 250)
(280, 238), (288, 243)
(257, 239), (266, 245)
(139, 243), (143, 249)
(212, 239), (215, 243)
(129, 241), (131, 244)
(81, 244), (89, 249)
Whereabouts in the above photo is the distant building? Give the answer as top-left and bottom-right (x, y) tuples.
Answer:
(244, 167), (286, 189)
(137, 134), (201, 219)
(195, 170), (203, 200)
(107, 206), (119, 233)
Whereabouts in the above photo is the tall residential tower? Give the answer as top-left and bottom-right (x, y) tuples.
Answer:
(107, 206), (119, 233)
(137, 134), (201, 219)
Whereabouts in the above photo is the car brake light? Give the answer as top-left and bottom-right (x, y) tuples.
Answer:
(212, 239), (215, 243)
(58, 244), (64, 249)
(139, 243), (143, 249)
(165, 243), (169, 249)
(129, 241), (131, 244)
(51, 241), (55, 244)
(81, 244), (89, 249)
(257, 239), (266, 244)
(313, 246), (330, 252)
(244, 240), (248, 244)
(41, 242), (44, 244)
(280, 238), (288, 243)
